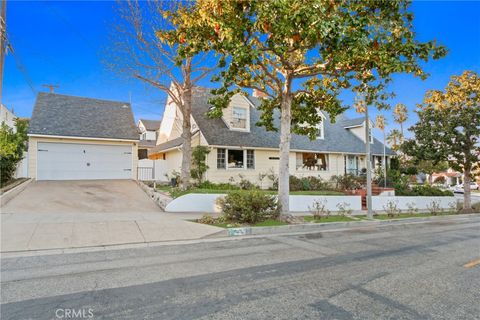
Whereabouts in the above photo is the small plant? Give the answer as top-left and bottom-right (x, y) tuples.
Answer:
(266, 168), (278, 189)
(258, 172), (267, 189)
(309, 199), (330, 220)
(383, 200), (401, 218)
(165, 170), (181, 186)
(336, 202), (352, 216)
(426, 200), (442, 215)
(406, 202), (418, 215)
(198, 213), (216, 225)
(447, 201), (458, 213)
(190, 146), (210, 184)
(217, 190), (278, 224)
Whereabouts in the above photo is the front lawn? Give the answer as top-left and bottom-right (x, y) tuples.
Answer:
(372, 212), (456, 220)
(197, 218), (288, 228)
(157, 185), (343, 198)
(304, 215), (356, 223)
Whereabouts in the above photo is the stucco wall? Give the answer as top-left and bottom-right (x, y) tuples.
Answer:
(372, 196), (458, 211)
(165, 193), (362, 213)
(28, 136), (138, 180)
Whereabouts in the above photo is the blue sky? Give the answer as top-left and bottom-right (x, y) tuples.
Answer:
(3, 1), (479, 139)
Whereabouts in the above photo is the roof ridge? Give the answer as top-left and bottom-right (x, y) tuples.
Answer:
(37, 92), (130, 106)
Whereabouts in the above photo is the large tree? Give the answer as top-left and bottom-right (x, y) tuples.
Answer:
(107, 0), (214, 190)
(403, 71), (480, 212)
(168, 0), (446, 215)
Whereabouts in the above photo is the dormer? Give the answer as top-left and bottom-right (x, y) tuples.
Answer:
(222, 93), (253, 132)
(138, 119), (161, 141)
(341, 117), (374, 143)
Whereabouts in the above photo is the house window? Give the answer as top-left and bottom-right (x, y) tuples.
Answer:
(296, 153), (328, 171)
(232, 107), (247, 129)
(217, 148), (226, 169)
(316, 121), (324, 139)
(247, 150), (255, 169)
(228, 149), (244, 168)
(138, 149), (148, 160)
(217, 148), (255, 169)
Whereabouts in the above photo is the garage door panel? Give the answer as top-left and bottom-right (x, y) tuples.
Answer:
(37, 142), (133, 180)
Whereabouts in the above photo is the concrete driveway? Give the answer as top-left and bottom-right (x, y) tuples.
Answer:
(2, 180), (161, 214)
(1, 180), (224, 253)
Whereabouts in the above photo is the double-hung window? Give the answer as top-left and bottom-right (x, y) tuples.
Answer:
(232, 107), (247, 129)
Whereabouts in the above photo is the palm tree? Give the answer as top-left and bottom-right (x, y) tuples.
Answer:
(387, 129), (403, 151)
(376, 115), (387, 187)
(393, 103), (408, 138)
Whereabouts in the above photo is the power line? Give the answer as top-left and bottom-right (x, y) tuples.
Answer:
(7, 38), (36, 95)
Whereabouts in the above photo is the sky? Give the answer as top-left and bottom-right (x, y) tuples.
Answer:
(2, 1), (480, 140)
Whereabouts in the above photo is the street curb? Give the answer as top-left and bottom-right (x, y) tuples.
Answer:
(0, 178), (32, 207)
(226, 213), (480, 237)
(2, 213), (478, 258)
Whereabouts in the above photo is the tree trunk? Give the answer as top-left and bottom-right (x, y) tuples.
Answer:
(462, 167), (472, 213)
(179, 87), (192, 191)
(278, 79), (292, 218)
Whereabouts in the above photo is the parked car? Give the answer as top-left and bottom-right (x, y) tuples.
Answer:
(452, 182), (480, 193)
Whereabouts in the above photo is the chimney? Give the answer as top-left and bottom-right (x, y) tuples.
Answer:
(252, 89), (268, 99)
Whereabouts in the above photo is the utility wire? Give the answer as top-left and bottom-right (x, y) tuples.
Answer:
(6, 35), (36, 95)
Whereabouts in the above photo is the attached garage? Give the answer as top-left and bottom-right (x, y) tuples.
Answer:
(28, 93), (139, 181)
(37, 142), (133, 180)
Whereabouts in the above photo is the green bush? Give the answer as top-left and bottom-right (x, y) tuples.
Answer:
(330, 174), (360, 190)
(217, 190), (278, 224)
(288, 175), (330, 191)
(196, 180), (240, 190)
(396, 184), (453, 196)
(0, 120), (28, 187)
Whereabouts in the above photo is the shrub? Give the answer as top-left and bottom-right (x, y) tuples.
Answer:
(330, 174), (360, 191)
(336, 202), (353, 216)
(217, 190), (278, 224)
(472, 202), (480, 213)
(396, 185), (453, 196)
(433, 176), (446, 184)
(190, 146), (210, 184)
(196, 180), (240, 190)
(198, 214), (216, 225)
(309, 199), (330, 220)
(406, 202), (418, 215)
(383, 200), (401, 218)
(426, 200), (442, 215)
(0, 120), (28, 187)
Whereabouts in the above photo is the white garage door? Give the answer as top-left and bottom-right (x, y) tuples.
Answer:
(37, 142), (133, 180)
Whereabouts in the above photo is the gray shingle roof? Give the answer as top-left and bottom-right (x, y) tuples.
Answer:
(188, 88), (395, 156)
(29, 92), (139, 140)
(338, 117), (365, 128)
(140, 119), (161, 131)
(149, 137), (183, 154)
(138, 140), (157, 148)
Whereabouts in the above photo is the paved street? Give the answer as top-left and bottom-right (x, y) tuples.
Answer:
(1, 215), (479, 320)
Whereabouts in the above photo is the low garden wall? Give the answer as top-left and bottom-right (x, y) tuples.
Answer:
(371, 196), (458, 211)
(165, 194), (362, 213)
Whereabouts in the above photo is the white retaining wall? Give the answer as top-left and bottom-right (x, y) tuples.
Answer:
(372, 196), (458, 211)
(165, 194), (362, 213)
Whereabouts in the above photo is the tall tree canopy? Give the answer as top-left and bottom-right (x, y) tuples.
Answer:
(107, 0), (215, 190)
(166, 0), (446, 215)
(403, 71), (480, 212)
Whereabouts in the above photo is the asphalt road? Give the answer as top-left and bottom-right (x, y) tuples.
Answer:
(1, 215), (479, 320)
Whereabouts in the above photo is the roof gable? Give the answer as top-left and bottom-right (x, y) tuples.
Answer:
(29, 92), (139, 140)
(139, 119), (161, 131)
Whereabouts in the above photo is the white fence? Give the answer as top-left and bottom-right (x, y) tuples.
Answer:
(165, 194), (362, 213)
(137, 159), (168, 181)
(371, 196), (458, 211)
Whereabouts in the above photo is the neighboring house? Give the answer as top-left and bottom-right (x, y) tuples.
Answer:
(28, 93), (139, 180)
(137, 119), (161, 160)
(1, 103), (16, 132)
(149, 87), (395, 187)
(431, 169), (463, 186)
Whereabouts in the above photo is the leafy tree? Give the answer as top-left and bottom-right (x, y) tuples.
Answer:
(190, 146), (210, 184)
(167, 0), (446, 216)
(375, 114), (388, 186)
(403, 71), (480, 212)
(0, 119), (29, 186)
(106, 0), (215, 190)
(393, 103), (408, 138)
(387, 129), (403, 151)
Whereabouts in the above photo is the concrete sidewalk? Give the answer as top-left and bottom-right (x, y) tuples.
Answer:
(1, 212), (224, 252)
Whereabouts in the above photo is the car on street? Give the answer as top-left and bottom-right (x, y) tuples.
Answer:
(452, 182), (480, 193)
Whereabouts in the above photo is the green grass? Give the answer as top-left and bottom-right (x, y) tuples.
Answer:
(304, 215), (356, 223)
(157, 186), (343, 198)
(198, 218), (288, 228)
(372, 212), (456, 220)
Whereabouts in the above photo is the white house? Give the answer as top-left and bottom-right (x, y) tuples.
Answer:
(1, 103), (16, 132)
(148, 87), (395, 187)
(137, 119), (161, 159)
